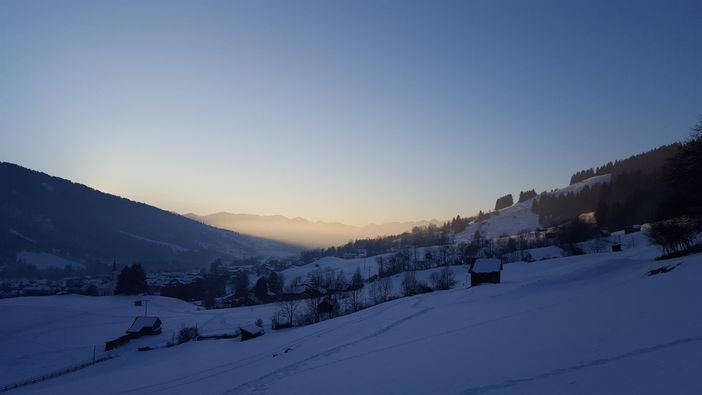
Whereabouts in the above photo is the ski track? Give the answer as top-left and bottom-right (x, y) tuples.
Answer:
(224, 297), (432, 395)
(113, 261), (650, 395)
(110, 300), (402, 395)
(455, 336), (702, 395)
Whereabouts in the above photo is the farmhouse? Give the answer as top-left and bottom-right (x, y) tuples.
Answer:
(470, 258), (502, 286)
(240, 325), (264, 341)
(126, 316), (162, 338)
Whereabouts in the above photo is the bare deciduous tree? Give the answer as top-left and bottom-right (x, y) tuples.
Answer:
(430, 267), (456, 290)
(402, 271), (418, 296)
(276, 294), (301, 327)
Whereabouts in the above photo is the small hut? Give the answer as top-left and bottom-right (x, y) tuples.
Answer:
(240, 325), (264, 341)
(127, 316), (162, 338)
(470, 258), (502, 286)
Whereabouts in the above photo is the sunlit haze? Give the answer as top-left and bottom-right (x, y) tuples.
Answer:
(1, 0), (700, 226)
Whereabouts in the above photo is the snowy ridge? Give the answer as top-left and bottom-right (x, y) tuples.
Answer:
(455, 174), (612, 241)
(547, 173), (611, 196)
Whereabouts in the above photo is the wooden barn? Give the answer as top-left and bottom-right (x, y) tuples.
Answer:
(240, 325), (264, 341)
(104, 334), (132, 351)
(470, 258), (503, 286)
(126, 316), (162, 338)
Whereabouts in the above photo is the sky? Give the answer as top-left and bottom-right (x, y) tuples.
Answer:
(1, 0), (701, 226)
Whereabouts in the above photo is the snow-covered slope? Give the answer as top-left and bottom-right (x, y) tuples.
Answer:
(280, 255), (383, 282)
(0, 295), (279, 387)
(549, 173), (611, 196)
(455, 174), (612, 241)
(5, 242), (701, 395)
(455, 199), (540, 240)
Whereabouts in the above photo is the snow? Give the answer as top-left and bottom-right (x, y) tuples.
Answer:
(471, 258), (501, 273)
(15, 251), (86, 270)
(119, 231), (191, 252)
(8, 229), (36, 244)
(280, 255), (382, 282)
(525, 245), (564, 260)
(548, 174), (611, 196)
(0, 295), (278, 387)
(3, 239), (701, 394)
(455, 199), (540, 241)
(240, 325), (264, 335)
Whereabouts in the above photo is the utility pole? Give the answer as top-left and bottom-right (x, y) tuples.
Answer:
(143, 300), (149, 316)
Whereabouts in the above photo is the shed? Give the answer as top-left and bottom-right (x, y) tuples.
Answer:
(127, 316), (162, 337)
(470, 258), (502, 286)
(105, 334), (132, 351)
(240, 325), (264, 341)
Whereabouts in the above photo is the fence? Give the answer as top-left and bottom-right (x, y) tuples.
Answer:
(0, 353), (116, 393)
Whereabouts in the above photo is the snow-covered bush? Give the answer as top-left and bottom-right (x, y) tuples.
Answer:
(177, 325), (199, 344)
(430, 267), (455, 290)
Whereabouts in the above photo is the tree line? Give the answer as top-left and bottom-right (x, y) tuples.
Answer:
(298, 215), (478, 264)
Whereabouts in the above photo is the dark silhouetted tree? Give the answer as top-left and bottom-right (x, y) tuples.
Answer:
(254, 276), (268, 302)
(233, 272), (250, 298)
(114, 264), (147, 295)
(495, 194), (514, 210)
(268, 271), (283, 295)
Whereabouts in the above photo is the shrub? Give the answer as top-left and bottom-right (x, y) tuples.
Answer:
(648, 217), (701, 257)
(177, 325), (199, 344)
(430, 267), (456, 290)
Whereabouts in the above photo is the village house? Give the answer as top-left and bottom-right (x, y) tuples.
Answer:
(126, 316), (162, 338)
(240, 325), (264, 341)
(470, 258), (503, 286)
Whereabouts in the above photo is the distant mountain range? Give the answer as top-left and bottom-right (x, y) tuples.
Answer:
(0, 162), (300, 271)
(185, 212), (442, 248)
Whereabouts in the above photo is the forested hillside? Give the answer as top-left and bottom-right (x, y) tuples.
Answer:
(534, 143), (683, 229)
(0, 163), (299, 271)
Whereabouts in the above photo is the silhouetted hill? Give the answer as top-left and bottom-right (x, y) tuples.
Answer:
(0, 163), (299, 270)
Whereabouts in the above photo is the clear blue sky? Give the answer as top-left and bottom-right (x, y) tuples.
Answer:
(1, 0), (700, 225)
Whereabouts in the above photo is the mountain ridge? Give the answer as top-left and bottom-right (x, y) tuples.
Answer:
(0, 162), (300, 271)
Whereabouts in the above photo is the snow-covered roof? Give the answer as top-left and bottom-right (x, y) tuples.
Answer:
(240, 325), (264, 335)
(471, 258), (502, 273)
(127, 316), (161, 333)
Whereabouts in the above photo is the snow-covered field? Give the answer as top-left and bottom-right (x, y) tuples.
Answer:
(279, 255), (382, 282)
(3, 238), (701, 394)
(0, 295), (278, 387)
